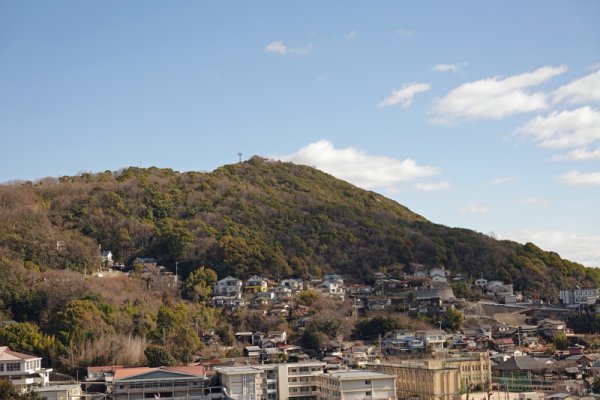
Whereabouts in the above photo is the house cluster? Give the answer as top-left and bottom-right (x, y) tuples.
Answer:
(210, 274), (346, 314)
(474, 277), (519, 304)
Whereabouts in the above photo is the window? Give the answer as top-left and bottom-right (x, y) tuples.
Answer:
(366, 391), (372, 396)
(365, 380), (371, 385)
(6, 363), (21, 371)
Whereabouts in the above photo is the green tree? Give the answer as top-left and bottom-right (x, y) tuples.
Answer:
(183, 267), (218, 302)
(51, 299), (114, 347)
(553, 332), (568, 350)
(149, 304), (202, 364)
(352, 315), (407, 339)
(0, 322), (57, 356)
(441, 307), (464, 331)
(144, 344), (176, 367)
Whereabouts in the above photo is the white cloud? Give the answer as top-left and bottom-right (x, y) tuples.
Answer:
(517, 106), (600, 149)
(490, 176), (514, 185)
(432, 63), (461, 73)
(274, 140), (439, 189)
(344, 31), (357, 40)
(559, 170), (600, 187)
(379, 82), (431, 108)
(460, 203), (490, 214)
(552, 69), (600, 104)
(395, 29), (414, 37)
(415, 182), (451, 191)
(517, 198), (549, 206)
(264, 41), (312, 55)
(433, 65), (567, 122)
(504, 229), (600, 267)
(552, 147), (600, 161)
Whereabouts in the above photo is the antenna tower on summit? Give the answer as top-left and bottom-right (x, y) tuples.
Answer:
(237, 152), (243, 163)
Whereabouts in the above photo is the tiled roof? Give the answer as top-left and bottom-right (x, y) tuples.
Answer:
(0, 346), (39, 361)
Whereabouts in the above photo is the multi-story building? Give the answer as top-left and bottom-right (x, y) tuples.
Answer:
(215, 361), (326, 400)
(315, 370), (396, 400)
(245, 275), (269, 293)
(0, 346), (51, 392)
(373, 352), (492, 400)
(213, 276), (243, 297)
(111, 366), (214, 400)
(559, 288), (599, 306)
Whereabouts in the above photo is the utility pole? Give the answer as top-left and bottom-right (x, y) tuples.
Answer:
(175, 261), (178, 285)
(237, 152), (243, 163)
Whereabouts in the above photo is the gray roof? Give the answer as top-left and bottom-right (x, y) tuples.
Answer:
(492, 356), (546, 372)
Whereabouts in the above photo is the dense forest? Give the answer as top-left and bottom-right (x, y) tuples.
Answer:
(1, 157), (599, 372)
(1, 156), (597, 295)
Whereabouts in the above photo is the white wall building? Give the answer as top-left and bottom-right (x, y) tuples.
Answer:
(213, 276), (243, 297)
(0, 346), (51, 392)
(316, 370), (396, 400)
(216, 361), (327, 400)
(559, 288), (599, 306)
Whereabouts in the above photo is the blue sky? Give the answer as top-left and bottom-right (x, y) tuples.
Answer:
(1, 1), (599, 266)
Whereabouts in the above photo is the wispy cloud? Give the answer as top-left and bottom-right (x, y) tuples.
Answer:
(432, 63), (466, 73)
(517, 106), (600, 149)
(395, 29), (414, 37)
(460, 203), (490, 214)
(489, 176), (514, 185)
(552, 69), (600, 104)
(379, 82), (431, 108)
(433, 65), (567, 123)
(274, 140), (439, 189)
(517, 198), (549, 206)
(344, 30), (357, 40)
(504, 229), (600, 267)
(264, 40), (313, 55)
(415, 182), (451, 191)
(559, 170), (600, 187)
(552, 147), (600, 161)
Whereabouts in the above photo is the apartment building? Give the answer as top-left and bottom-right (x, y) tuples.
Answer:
(0, 346), (51, 392)
(216, 361), (327, 400)
(315, 370), (396, 400)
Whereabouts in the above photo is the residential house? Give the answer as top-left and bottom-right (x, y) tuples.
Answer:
(267, 331), (287, 344)
(538, 319), (567, 339)
(430, 266), (448, 283)
(367, 297), (391, 311)
(0, 346), (51, 392)
(213, 276), (243, 297)
(245, 275), (268, 293)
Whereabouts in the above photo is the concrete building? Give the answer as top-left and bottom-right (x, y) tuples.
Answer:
(559, 288), (599, 307)
(0, 346), (51, 392)
(315, 370), (396, 400)
(373, 352), (492, 400)
(216, 361), (327, 400)
(111, 366), (213, 400)
(33, 384), (83, 400)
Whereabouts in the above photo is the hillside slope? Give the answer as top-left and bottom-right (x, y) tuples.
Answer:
(0, 156), (597, 300)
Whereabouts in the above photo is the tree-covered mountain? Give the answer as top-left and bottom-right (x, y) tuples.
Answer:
(1, 156), (597, 300)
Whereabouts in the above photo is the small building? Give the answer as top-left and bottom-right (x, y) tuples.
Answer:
(33, 384), (83, 400)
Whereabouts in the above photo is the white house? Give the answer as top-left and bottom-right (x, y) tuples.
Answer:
(0, 346), (51, 392)
(33, 384), (82, 400)
(213, 276), (243, 297)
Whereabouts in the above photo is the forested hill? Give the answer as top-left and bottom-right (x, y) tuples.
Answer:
(1, 156), (597, 300)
